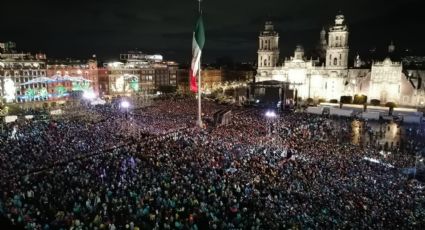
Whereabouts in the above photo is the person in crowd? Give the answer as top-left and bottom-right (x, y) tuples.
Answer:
(0, 97), (424, 229)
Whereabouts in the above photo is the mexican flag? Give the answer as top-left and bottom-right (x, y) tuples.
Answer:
(190, 16), (205, 93)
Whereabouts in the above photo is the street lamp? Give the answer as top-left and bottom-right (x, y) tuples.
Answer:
(121, 100), (130, 109)
(120, 100), (130, 118)
(265, 110), (277, 136)
(83, 91), (96, 100)
(265, 111), (277, 118)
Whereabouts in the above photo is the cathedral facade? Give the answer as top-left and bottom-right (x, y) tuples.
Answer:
(255, 14), (425, 107)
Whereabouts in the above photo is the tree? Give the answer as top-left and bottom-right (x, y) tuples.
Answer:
(353, 94), (367, 104)
(306, 98), (314, 105)
(340, 96), (353, 104)
(0, 102), (8, 116)
(330, 99), (338, 103)
(385, 102), (397, 108)
(370, 99), (381, 106)
(385, 102), (396, 116)
(5, 104), (23, 115)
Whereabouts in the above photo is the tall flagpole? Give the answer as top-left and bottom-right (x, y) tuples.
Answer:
(197, 0), (203, 128)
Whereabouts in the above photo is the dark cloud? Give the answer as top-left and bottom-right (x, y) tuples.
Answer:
(0, 0), (423, 63)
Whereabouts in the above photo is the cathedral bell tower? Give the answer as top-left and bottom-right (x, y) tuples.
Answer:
(326, 14), (349, 69)
(258, 21), (279, 69)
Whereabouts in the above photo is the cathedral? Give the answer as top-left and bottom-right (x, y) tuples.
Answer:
(254, 13), (425, 107)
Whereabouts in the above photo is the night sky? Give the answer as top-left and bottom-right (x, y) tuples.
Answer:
(1, 0), (424, 63)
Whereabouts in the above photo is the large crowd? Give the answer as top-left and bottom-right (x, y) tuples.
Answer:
(1, 98), (424, 229)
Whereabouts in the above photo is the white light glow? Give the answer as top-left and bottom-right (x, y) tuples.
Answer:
(121, 101), (130, 109)
(83, 91), (96, 100)
(363, 157), (395, 168)
(265, 111), (277, 118)
(4, 78), (16, 102)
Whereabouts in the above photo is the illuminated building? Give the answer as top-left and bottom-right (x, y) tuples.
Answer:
(120, 51), (163, 63)
(254, 14), (425, 107)
(0, 42), (47, 103)
(97, 68), (110, 96)
(106, 61), (149, 95)
(176, 69), (190, 94)
(46, 58), (99, 98)
(105, 52), (178, 95)
(1, 41), (98, 103)
(201, 68), (222, 91)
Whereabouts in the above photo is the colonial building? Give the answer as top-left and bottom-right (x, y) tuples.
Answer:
(176, 66), (255, 95)
(0, 42), (47, 103)
(254, 14), (425, 107)
(1, 41), (99, 103)
(46, 58), (99, 98)
(105, 52), (178, 95)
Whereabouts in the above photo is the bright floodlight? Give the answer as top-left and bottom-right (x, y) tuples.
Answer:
(83, 91), (96, 100)
(121, 101), (130, 109)
(265, 111), (277, 118)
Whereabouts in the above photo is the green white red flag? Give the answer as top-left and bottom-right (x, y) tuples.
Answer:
(190, 16), (205, 93)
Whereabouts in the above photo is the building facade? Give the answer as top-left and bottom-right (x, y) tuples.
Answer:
(1, 41), (99, 103)
(105, 52), (178, 96)
(255, 14), (425, 107)
(46, 59), (99, 98)
(0, 44), (47, 103)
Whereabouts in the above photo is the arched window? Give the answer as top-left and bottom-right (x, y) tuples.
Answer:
(264, 59), (267, 67)
(333, 58), (338, 66)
